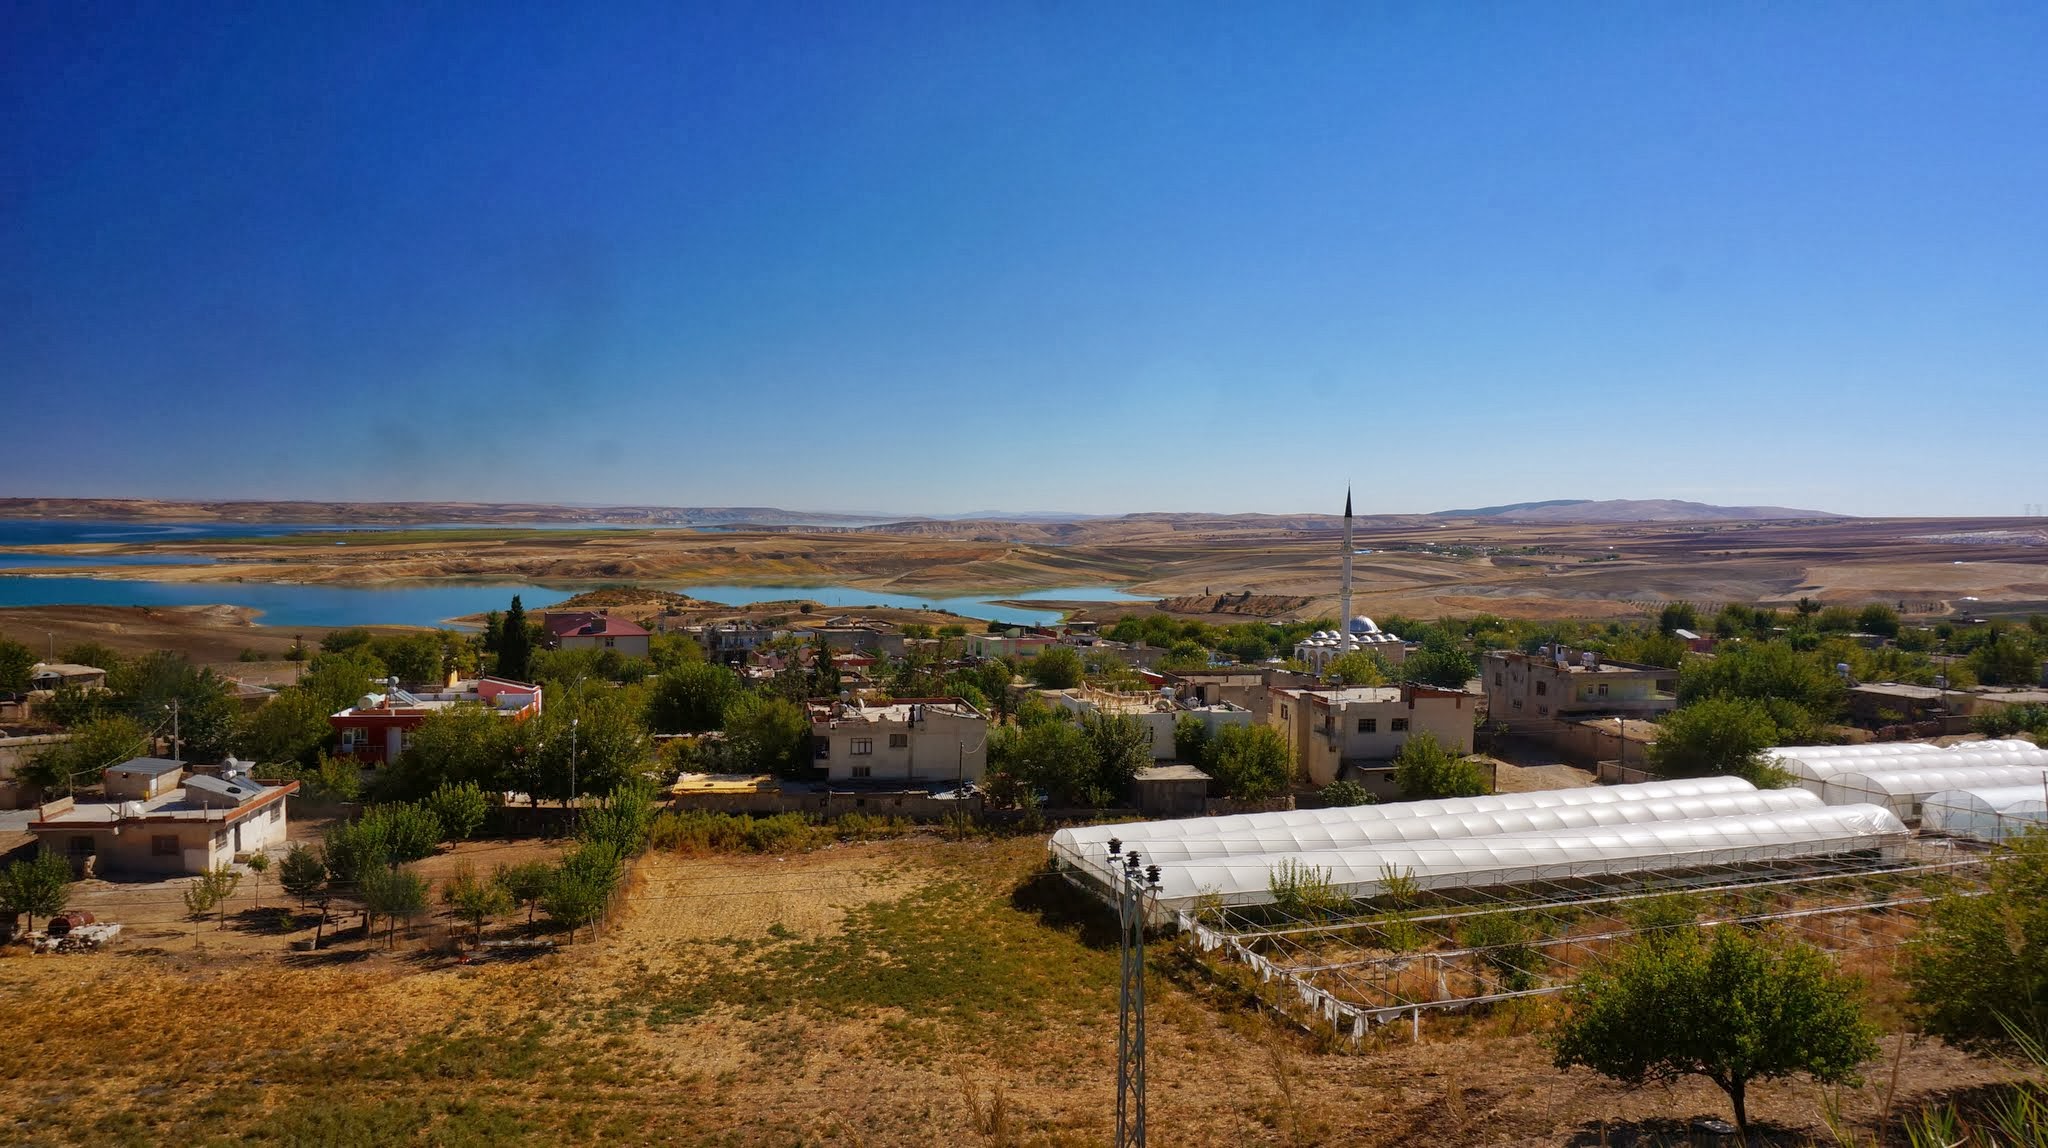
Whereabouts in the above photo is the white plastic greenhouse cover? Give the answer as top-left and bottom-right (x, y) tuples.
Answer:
(1048, 776), (1756, 866)
(1063, 788), (1824, 883)
(1921, 785), (2048, 843)
(1776, 747), (2048, 792)
(1148, 804), (1909, 910)
(1820, 765), (2048, 818)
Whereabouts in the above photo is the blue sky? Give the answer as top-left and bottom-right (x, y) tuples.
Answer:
(4, 2), (2043, 517)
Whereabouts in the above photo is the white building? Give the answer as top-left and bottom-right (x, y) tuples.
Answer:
(1051, 687), (1253, 760)
(809, 697), (989, 785)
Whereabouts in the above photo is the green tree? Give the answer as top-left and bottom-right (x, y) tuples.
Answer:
(722, 692), (811, 778)
(1399, 645), (1477, 688)
(1552, 926), (1879, 1138)
(1392, 732), (1488, 800)
(425, 781), (491, 841)
(442, 864), (514, 944)
(360, 865), (429, 947)
(646, 662), (741, 733)
(1856, 603), (1901, 638)
(1657, 601), (1701, 635)
(1207, 723), (1293, 801)
(0, 635), (36, 692)
(499, 595), (533, 682)
(19, 715), (148, 796)
(278, 844), (328, 907)
(1029, 646), (1085, 690)
(1320, 650), (1388, 686)
(1647, 697), (1792, 787)
(1906, 831), (2048, 1050)
(1172, 713), (1212, 765)
(498, 860), (556, 925)
(234, 689), (336, 770)
(0, 852), (72, 933)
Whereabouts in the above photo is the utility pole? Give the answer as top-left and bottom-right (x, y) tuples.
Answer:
(1107, 837), (1161, 1148)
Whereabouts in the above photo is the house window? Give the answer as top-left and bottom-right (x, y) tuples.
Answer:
(152, 835), (178, 856)
(851, 765), (872, 779)
(1597, 683), (1609, 697)
(1535, 681), (1548, 696)
(889, 733), (908, 748)
(1357, 718), (1377, 733)
(851, 738), (874, 756)
(1391, 718), (1409, 732)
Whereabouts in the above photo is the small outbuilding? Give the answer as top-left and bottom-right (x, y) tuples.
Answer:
(1130, 764), (1211, 818)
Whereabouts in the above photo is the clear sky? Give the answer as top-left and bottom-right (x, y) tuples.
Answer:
(5, 2), (2044, 517)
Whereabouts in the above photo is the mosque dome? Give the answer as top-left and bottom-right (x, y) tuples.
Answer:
(1348, 616), (1380, 635)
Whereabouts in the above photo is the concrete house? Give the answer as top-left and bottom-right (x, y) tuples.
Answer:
(808, 697), (988, 785)
(543, 611), (651, 659)
(330, 676), (542, 764)
(1269, 683), (1477, 790)
(29, 762), (297, 876)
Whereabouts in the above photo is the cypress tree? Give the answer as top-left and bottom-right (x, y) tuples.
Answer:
(500, 596), (531, 682)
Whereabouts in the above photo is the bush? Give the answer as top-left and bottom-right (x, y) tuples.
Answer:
(1392, 733), (1488, 800)
(1318, 779), (1373, 808)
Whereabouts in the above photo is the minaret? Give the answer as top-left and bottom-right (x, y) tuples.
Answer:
(1340, 487), (1354, 649)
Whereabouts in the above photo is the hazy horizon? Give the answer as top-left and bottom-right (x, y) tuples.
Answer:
(7, 4), (2044, 517)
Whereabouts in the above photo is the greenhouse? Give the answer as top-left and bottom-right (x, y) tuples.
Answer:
(1921, 784), (2048, 843)
(1047, 775), (1754, 869)
(1059, 787), (1823, 883)
(1819, 764), (2048, 819)
(1143, 804), (1907, 911)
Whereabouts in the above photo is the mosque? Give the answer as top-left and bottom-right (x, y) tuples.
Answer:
(1292, 490), (1407, 676)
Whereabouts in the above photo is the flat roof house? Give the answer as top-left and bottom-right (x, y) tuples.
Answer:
(30, 763), (298, 877)
(329, 676), (542, 765)
(808, 697), (988, 785)
(542, 611), (651, 659)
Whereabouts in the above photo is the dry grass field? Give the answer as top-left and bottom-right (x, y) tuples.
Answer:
(0, 836), (2019, 1146)
(10, 513), (2045, 629)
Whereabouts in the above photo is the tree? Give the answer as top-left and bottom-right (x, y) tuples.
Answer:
(246, 852), (270, 908)
(360, 865), (429, 947)
(1399, 645), (1477, 688)
(0, 853), (72, 933)
(1079, 712), (1151, 801)
(1552, 926), (1879, 1138)
(0, 635), (35, 692)
(425, 781), (491, 841)
(1392, 732), (1488, 800)
(1320, 651), (1387, 686)
(498, 861), (556, 925)
(499, 595), (532, 682)
(442, 864), (514, 944)
(1657, 601), (1701, 636)
(278, 844), (328, 907)
(722, 692), (811, 778)
(19, 715), (147, 796)
(1172, 714), (1212, 765)
(1906, 831), (2048, 1050)
(646, 662), (741, 733)
(234, 689), (336, 770)
(1029, 646), (1085, 690)
(1207, 723), (1292, 801)
(1647, 697), (1791, 787)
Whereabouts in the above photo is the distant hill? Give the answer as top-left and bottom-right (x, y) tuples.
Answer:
(1432, 498), (1844, 523)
